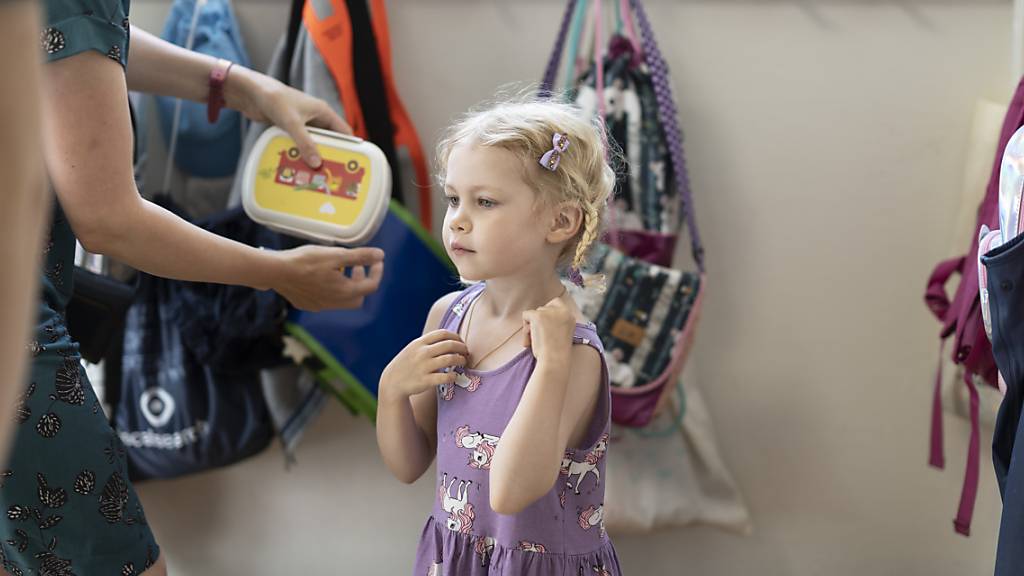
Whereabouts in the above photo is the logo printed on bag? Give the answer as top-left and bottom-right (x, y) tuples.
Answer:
(139, 387), (175, 428)
(610, 318), (645, 347)
(119, 421), (210, 450)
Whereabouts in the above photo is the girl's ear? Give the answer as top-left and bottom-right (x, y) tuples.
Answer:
(546, 202), (583, 245)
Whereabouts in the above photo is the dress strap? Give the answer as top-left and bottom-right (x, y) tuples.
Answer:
(437, 283), (486, 332)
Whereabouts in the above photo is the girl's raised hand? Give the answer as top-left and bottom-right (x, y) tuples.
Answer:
(522, 294), (575, 365)
(380, 330), (469, 399)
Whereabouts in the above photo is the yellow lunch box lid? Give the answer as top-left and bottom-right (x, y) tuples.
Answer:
(241, 126), (392, 245)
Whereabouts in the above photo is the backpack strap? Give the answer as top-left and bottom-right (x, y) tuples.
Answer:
(282, 0), (305, 80)
(631, 0), (704, 271)
(540, 0), (580, 95)
(925, 256), (966, 332)
(304, 0), (365, 138)
(954, 346), (985, 536)
(369, 0), (434, 231)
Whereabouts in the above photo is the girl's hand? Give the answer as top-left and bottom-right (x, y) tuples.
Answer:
(230, 70), (352, 169)
(271, 245), (384, 311)
(380, 330), (469, 400)
(522, 294), (575, 365)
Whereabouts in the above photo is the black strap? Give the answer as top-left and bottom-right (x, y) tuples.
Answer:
(282, 0), (306, 82)
(344, 0), (401, 201)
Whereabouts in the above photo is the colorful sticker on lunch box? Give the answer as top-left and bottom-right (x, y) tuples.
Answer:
(254, 136), (372, 226)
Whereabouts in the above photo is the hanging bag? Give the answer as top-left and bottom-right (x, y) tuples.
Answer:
(542, 0), (706, 428)
(924, 76), (1024, 535)
(156, 0), (250, 178)
(113, 196), (279, 481)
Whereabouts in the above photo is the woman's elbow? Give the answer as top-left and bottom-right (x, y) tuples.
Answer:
(64, 195), (138, 256)
(70, 210), (119, 255)
(75, 227), (111, 255)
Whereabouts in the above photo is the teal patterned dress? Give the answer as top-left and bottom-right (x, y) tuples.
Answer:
(0, 1), (161, 573)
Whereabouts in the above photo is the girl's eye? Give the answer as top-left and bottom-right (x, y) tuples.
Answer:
(478, 198), (496, 208)
(446, 196), (459, 208)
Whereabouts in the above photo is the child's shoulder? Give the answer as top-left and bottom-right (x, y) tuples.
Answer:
(424, 285), (480, 331)
(430, 290), (463, 315)
(423, 291), (462, 331)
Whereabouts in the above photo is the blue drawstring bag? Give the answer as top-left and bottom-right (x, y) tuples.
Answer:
(156, 0), (250, 178)
(114, 196), (281, 481)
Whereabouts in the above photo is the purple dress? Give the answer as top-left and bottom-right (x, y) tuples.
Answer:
(414, 283), (622, 576)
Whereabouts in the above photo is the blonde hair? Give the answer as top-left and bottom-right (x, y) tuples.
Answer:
(436, 92), (617, 275)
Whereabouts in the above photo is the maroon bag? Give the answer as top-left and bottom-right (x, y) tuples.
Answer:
(924, 76), (1024, 536)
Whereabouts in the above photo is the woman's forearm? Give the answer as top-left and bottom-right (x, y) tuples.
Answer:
(125, 25), (262, 116)
(85, 194), (282, 289)
(125, 24), (352, 167)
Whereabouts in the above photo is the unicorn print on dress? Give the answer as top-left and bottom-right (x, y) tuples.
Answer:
(578, 504), (606, 538)
(517, 541), (548, 554)
(438, 369), (482, 401)
(474, 536), (496, 566)
(578, 562), (613, 576)
(560, 433), (609, 494)
(439, 473), (476, 534)
(455, 425), (500, 470)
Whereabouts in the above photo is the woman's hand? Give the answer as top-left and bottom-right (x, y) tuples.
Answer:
(229, 69), (352, 169)
(522, 294), (576, 365)
(380, 330), (468, 400)
(271, 245), (384, 311)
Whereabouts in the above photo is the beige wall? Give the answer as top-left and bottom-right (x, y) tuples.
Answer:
(129, 0), (1010, 573)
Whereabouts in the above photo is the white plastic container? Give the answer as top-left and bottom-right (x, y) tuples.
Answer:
(241, 126), (391, 245)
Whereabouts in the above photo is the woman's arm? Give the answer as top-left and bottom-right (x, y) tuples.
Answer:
(43, 51), (382, 310)
(0, 0), (48, 461)
(125, 25), (350, 167)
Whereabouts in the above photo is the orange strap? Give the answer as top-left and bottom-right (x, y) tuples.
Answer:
(369, 0), (432, 231)
(305, 0), (432, 231)
(303, 0), (366, 139)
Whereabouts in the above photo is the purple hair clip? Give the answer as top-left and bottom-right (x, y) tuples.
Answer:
(567, 266), (585, 288)
(539, 133), (570, 172)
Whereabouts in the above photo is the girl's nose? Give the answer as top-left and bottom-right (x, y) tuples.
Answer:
(449, 208), (470, 233)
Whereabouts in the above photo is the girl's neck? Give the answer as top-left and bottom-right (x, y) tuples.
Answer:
(477, 272), (566, 320)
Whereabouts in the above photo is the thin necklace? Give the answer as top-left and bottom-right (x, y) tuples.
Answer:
(462, 286), (568, 370)
(462, 295), (524, 370)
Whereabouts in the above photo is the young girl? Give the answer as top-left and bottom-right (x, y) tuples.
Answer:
(377, 96), (622, 575)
